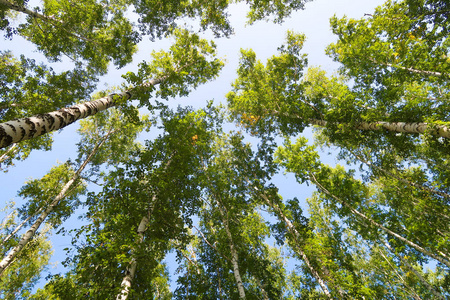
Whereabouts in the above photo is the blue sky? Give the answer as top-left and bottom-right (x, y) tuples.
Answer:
(0, 0), (385, 294)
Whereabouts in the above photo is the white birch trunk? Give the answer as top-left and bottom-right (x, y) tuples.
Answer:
(0, 78), (165, 149)
(214, 198), (246, 300)
(116, 215), (150, 300)
(310, 173), (450, 268)
(226, 227), (246, 300)
(0, 143), (17, 163)
(367, 57), (443, 77)
(0, 94), (117, 149)
(383, 241), (445, 300)
(376, 247), (423, 300)
(1, 206), (44, 246)
(254, 186), (333, 299)
(115, 176), (164, 300)
(0, 130), (112, 275)
(115, 152), (178, 299)
(309, 119), (450, 139)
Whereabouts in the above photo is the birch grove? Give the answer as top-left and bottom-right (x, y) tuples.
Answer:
(1, 0), (449, 298)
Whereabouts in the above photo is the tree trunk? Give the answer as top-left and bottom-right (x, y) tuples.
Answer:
(367, 57), (443, 77)
(376, 246), (423, 300)
(254, 185), (333, 299)
(349, 150), (450, 200)
(0, 0), (53, 21)
(383, 241), (445, 300)
(1, 206), (44, 246)
(0, 77), (165, 149)
(116, 214), (151, 300)
(116, 157), (171, 299)
(308, 119), (450, 139)
(0, 143), (17, 163)
(213, 197), (246, 300)
(0, 129), (112, 275)
(228, 232), (246, 300)
(310, 173), (450, 268)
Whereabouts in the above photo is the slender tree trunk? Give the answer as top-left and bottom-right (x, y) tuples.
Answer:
(0, 77), (165, 149)
(259, 283), (269, 300)
(0, 143), (17, 163)
(0, 0), (53, 21)
(367, 57), (443, 77)
(349, 150), (450, 199)
(1, 206), (44, 246)
(116, 157), (173, 299)
(214, 197), (246, 300)
(116, 214), (151, 300)
(270, 110), (450, 139)
(253, 185), (333, 299)
(308, 119), (450, 139)
(228, 232), (246, 300)
(310, 173), (450, 268)
(0, 129), (113, 275)
(383, 241), (445, 300)
(376, 247), (423, 300)
(193, 225), (231, 262)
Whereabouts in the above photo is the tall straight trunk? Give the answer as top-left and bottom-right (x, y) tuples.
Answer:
(1, 206), (44, 246)
(0, 0), (97, 43)
(308, 119), (450, 139)
(269, 110), (450, 139)
(367, 57), (443, 77)
(0, 0), (54, 22)
(0, 143), (17, 163)
(253, 185), (333, 299)
(376, 246), (423, 300)
(310, 173), (450, 268)
(349, 150), (450, 200)
(383, 241), (445, 300)
(0, 129), (113, 275)
(0, 77), (165, 149)
(116, 157), (173, 299)
(213, 197), (246, 300)
(228, 230), (246, 300)
(116, 213), (151, 300)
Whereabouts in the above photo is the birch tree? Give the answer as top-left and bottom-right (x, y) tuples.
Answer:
(0, 105), (150, 276)
(175, 133), (288, 299)
(0, 162), (87, 275)
(0, 29), (224, 150)
(48, 107), (218, 298)
(227, 31), (449, 141)
(275, 137), (450, 269)
(0, 51), (97, 171)
(0, 209), (52, 299)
